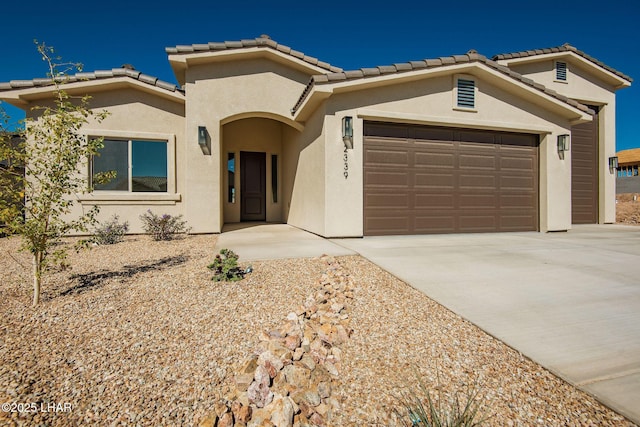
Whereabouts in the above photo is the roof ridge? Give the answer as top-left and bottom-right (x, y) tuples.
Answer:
(492, 44), (632, 83)
(165, 35), (343, 73)
(291, 52), (593, 115)
(0, 67), (183, 93)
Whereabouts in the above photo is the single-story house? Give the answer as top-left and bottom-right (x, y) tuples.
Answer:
(0, 36), (632, 236)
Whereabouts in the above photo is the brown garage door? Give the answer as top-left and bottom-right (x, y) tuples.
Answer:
(364, 122), (539, 235)
(571, 106), (599, 224)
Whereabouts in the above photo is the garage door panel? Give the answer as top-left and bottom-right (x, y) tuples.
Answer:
(459, 215), (497, 231)
(415, 194), (455, 209)
(459, 130), (496, 144)
(500, 214), (537, 230)
(365, 149), (410, 166)
(459, 153), (496, 169)
(415, 151), (455, 168)
(459, 194), (498, 209)
(364, 122), (539, 235)
(414, 214), (456, 233)
(365, 193), (410, 209)
(365, 216), (411, 235)
(501, 194), (537, 208)
(501, 156), (535, 171)
(500, 175), (535, 190)
(365, 171), (409, 187)
(413, 127), (455, 142)
(571, 106), (598, 224)
(459, 174), (496, 189)
(364, 122), (410, 138)
(414, 173), (455, 189)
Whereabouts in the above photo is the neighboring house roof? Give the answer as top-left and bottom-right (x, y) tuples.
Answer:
(0, 66), (182, 93)
(292, 50), (594, 115)
(617, 148), (640, 165)
(492, 43), (633, 83)
(165, 34), (343, 74)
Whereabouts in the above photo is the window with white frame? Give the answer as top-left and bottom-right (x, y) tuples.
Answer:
(92, 139), (168, 192)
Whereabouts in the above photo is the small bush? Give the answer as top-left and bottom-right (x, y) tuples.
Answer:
(208, 248), (249, 282)
(139, 210), (189, 241)
(92, 215), (129, 245)
(399, 377), (490, 427)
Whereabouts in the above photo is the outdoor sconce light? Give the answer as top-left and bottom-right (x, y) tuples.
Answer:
(198, 126), (211, 155)
(609, 156), (619, 174)
(557, 134), (570, 154)
(342, 116), (354, 149)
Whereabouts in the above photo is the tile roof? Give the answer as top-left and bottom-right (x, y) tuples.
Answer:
(0, 66), (183, 93)
(492, 43), (632, 83)
(292, 51), (593, 115)
(617, 148), (640, 165)
(165, 34), (343, 73)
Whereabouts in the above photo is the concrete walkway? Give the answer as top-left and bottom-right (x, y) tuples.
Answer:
(332, 225), (640, 425)
(214, 223), (355, 261)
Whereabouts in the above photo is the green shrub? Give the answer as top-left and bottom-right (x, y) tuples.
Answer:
(208, 248), (248, 282)
(92, 215), (129, 245)
(400, 377), (490, 427)
(139, 210), (189, 241)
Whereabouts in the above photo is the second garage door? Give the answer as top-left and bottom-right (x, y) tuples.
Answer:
(364, 122), (539, 235)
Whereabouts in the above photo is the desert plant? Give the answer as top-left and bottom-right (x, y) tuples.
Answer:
(0, 43), (111, 305)
(208, 248), (248, 282)
(92, 215), (129, 245)
(400, 376), (490, 427)
(139, 210), (189, 241)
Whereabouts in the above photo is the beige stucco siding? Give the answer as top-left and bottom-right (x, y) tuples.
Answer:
(506, 59), (618, 224)
(183, 58), (313, 233)
(321, 72), (578, 234)
(285, 106), (327, 236)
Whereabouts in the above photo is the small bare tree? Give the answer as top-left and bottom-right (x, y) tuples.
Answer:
(0, 42), (111, 305)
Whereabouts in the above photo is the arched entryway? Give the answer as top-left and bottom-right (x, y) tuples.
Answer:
(221, 116), (300, 225)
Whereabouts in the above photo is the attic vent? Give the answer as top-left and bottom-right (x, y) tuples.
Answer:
(556, 61), (567, 81)
(457, 78), (475, 108)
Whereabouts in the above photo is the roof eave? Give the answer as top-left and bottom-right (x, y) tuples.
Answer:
(168, 48), (338, 86)
(0, 78), (185, 109)
(293, 62), (592, 124)
(496, 51), (631, 89)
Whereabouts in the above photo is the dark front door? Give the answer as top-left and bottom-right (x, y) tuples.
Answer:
(241, 151), (266, 221)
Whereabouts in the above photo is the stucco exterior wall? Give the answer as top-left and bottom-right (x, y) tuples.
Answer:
(26, 89), (186, 234)
(322, 72), (576, 234)
(183, 58), (312, 233)
(505, 58), (618, 224)
(285, 106), (326, 236)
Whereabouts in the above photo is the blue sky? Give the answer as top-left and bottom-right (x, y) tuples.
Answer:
(1, 0), (637, 150)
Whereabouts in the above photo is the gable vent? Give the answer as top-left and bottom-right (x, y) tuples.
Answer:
(556, 61), (567, 81)
(457, 78), (475, 108)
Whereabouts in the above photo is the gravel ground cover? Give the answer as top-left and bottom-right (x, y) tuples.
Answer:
(0, 234), (635, 426)
(617, 193), (640, 225)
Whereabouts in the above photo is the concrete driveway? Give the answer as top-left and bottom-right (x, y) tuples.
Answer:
(333, 225), (640, 424)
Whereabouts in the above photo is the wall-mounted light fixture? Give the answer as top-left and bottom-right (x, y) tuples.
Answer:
(557, 134), (570, 154)
(342, 116), (354, 149)
(198, 126), (211, 155)
(609, 156), (619, 174)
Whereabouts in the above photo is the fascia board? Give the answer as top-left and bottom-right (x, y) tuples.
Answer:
(0, 78), (184, 109)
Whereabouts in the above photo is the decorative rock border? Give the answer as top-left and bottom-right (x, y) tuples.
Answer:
(198, 255), (354, 427)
